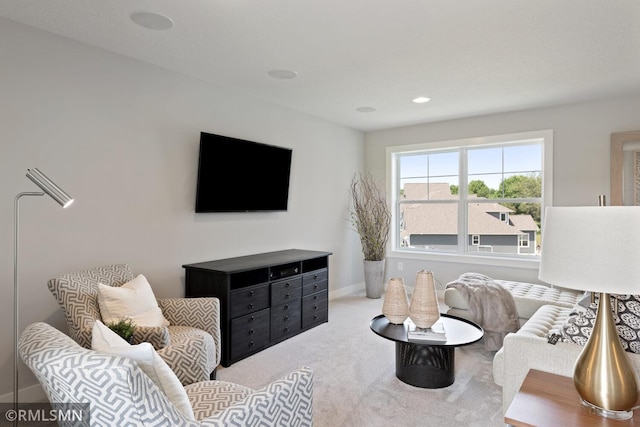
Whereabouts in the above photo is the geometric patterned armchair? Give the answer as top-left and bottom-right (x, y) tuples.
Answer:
(47, 264), (221, 385)
(20, 322), (314, 427)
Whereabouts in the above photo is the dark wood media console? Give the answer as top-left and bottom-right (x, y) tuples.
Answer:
(183, 249), (332, 367)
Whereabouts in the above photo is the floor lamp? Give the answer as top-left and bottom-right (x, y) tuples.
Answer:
(13, 168), (73, 414)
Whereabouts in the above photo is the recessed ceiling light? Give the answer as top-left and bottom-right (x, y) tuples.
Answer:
(268, 69), (298, 80)
(412, 96), (431, 104)
(130, 11), (174, 30)
(356, 106), (377, 113)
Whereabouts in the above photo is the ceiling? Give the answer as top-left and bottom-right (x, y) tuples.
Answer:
(2, 1), (640, 132)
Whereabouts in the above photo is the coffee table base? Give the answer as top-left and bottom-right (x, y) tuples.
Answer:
(395, 342), (455, 388)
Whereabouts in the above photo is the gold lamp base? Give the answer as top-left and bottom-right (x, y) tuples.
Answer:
(580, 399), (633, 420)
(574, 293), (638, 420)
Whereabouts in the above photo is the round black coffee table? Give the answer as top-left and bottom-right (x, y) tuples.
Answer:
(370, 313), (483, 388)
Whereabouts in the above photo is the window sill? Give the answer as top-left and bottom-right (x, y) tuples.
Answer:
(388, 249), (541, 270)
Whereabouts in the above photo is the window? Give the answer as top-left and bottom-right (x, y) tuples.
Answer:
(388, 130), (552, 260)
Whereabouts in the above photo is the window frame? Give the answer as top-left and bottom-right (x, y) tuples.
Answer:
(386, 129), (553, 269)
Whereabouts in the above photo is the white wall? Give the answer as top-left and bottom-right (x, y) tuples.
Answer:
(365, 93), (640, 289)
(0, 19), (365, 398)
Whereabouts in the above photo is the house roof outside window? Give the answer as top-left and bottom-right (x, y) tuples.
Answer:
(400, 183), (539, 239)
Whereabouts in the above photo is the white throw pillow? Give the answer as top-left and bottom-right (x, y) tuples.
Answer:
(92, 320), (194, 420)
(97, 274), (169, 327)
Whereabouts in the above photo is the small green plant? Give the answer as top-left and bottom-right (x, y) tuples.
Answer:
(107, 318), (136, 343)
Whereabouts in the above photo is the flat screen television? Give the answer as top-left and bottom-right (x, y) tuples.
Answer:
(195, 132), (293, 212)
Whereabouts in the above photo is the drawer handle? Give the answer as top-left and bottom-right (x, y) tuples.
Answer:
(249, 329), (254, 335)
(285, 293), (291, 299)
(313, 295), (318, 300)
(284, 304), (289, 309)
(284, 316), (289, 321)
(284, 327), (289, 332)
(249, 341), (255, 347)
(248, 303), (254, 309)
(313, 315), (318, 320)
(285, 282), (290, 288)
(314, 284), (318, 289)
(249, 290), (254, 296)
(250, 316), (255, 322)
(313, 275), (318, 279)
(313, 305), (318, 310)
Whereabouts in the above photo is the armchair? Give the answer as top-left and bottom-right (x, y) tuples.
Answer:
(47, 264), (220, 385)
(19, 322), (314, 426)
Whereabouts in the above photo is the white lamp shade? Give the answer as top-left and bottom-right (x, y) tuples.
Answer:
(539, 206), (640, 294)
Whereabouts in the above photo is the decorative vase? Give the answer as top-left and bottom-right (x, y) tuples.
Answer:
(409, 270), (440, 328)
(363, 259), (385, 299)
(382, 277), (409, 324)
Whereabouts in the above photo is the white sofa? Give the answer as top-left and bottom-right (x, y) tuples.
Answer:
(444, 273), (584, 325)
(446, 273), (640, 415)
(444, 273), (588, 414)
(492, 304), (640, 415)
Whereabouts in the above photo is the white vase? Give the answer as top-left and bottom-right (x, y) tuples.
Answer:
(363, 259), (385, 299)
(382, 277), (409, 324)
(409, 270), (440, 328)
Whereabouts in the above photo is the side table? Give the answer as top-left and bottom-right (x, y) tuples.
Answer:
(505, 369), (640, 426)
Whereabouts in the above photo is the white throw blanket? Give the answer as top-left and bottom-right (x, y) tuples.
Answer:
(446, 273), (520, 351)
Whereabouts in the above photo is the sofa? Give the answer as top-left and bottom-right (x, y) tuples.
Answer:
(447, 273), (640, 416)
(444, 272), (585, 326)
(20, 322), (314, 426)
(492, 303), (640, 415)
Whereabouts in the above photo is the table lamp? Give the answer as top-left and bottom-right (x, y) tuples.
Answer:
(539, 205), (640, 420)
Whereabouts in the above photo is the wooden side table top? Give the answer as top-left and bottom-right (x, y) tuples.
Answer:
(505, 369), (639, 427)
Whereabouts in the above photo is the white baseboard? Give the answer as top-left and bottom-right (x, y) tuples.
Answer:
(329, 282), (364, 300)
(0, 383), (46, 404)
(329, 283), (447, 303)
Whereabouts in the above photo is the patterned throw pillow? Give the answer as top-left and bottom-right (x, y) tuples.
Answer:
(561, 294), (640, 354)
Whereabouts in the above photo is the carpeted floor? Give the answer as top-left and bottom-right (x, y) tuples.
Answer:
(217, 292), (503, 427)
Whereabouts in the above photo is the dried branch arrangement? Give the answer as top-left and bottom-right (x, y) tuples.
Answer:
(349, 172), (391, 261)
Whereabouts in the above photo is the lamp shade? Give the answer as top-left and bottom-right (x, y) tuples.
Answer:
(26, 168), (74, 208)
(538, 206), (640, 294)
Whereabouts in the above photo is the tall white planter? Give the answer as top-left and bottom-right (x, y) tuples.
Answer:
(363, 259), (385, 299)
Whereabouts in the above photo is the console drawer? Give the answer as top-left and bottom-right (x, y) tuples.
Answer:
(270, 300), (302, 341)
(230, 308), (270, 361)
(271, 277), (302, 306)
(230, 283), (270, 318)
(302, 307), (328, 329)
(302, 291), (327, 308)
(303, 269), (328, 286)
(302, 292), (328, 328)
(302, 279), (328, 297)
